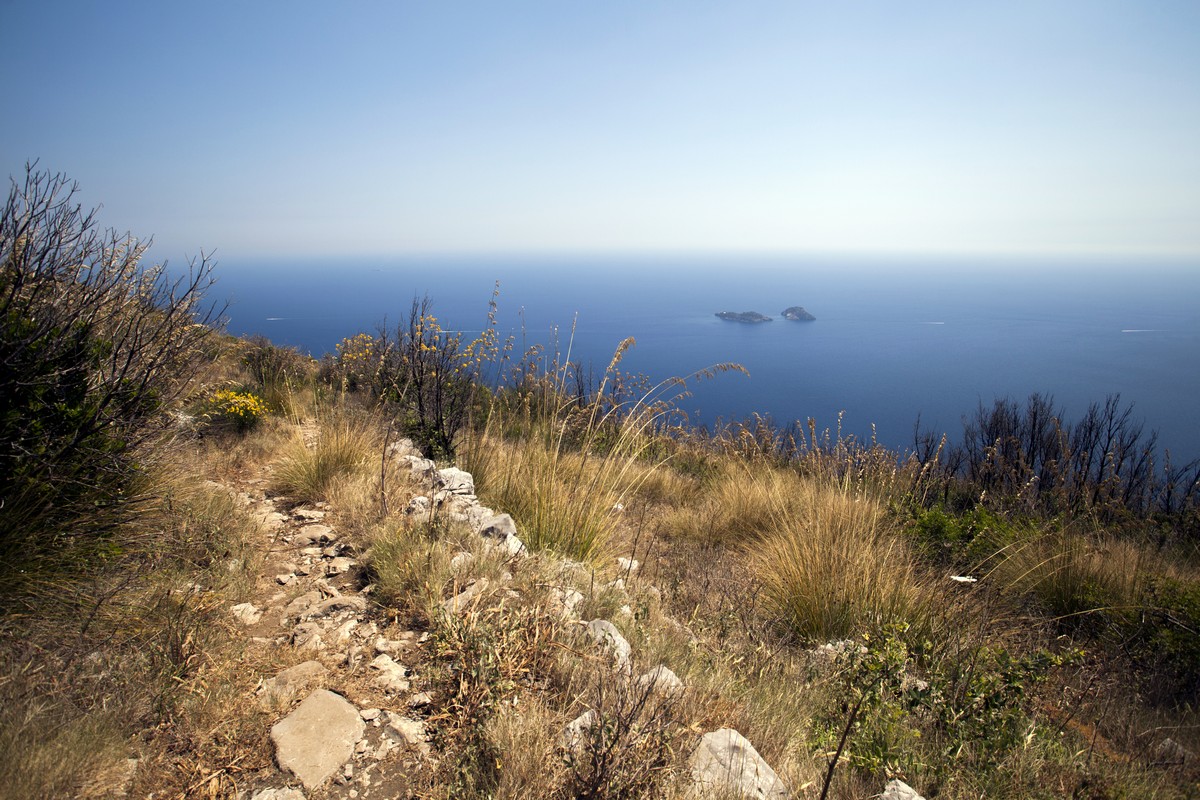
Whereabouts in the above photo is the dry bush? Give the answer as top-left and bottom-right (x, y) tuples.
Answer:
(1, 167), (220, 579)
(558, 668), (684, 799)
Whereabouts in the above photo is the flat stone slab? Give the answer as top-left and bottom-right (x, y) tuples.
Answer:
(689, 728), (788, 799)
(270, 689), (364, 790)
(293, 524), (335, 546)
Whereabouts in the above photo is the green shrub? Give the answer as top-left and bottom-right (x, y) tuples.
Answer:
(0, 166), (217, 578)
(905, 505), (1021, 569)
(817, 623), (1078, 787)
(1124, 576), (1200, 703)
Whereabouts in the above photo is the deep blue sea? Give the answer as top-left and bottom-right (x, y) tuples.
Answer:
(214, 254), (1200, 464)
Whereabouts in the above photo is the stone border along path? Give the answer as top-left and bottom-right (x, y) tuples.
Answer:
(212, 433), (919, 800)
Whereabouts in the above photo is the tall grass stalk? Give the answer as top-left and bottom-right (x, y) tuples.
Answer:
(462, 336), (742, 562)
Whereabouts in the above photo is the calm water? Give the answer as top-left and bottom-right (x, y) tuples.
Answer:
(214, 254), (1200, 463)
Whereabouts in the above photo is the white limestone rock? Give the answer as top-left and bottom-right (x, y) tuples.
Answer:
(636, 665), (684, 698)
(478, 513), (518, 539)
(586, 619), (632, 673)
(231, 602), (263, 625)
(882, 779), (927, 800)
(370, 654), (410, 694)
(260, 660), (328, 708)
(560, 709), (599, 751)
(548, 587), (585, 619)
(293, 524), (335, 545)
(271, 689), (364, 790)
(384, 714), (430, 755)
(251, 789), (306, 800)
(442, 578), (490, 614)
(689, 728), (788, 799)
(437, 467), (475, 495)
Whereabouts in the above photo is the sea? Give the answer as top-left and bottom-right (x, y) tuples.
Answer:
(213, 254), (1200, 465)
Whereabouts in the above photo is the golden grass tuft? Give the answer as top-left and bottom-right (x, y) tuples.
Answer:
(656, 463), (806, 544)
(751, 478), (938, 642)
(271, 412), (376, 503)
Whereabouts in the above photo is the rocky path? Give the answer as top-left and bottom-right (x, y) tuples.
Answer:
(220, 441), (446, 800)
(197, 434), (923, 800)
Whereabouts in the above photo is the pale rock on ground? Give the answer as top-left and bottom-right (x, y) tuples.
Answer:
(437, 466), (475, 495)
(370, 653), (411, 694)
(881, 778), (926, 800)
(561, 709), (599, 751)
(270, 689), (365, 790)
(637, 665), (684, 698)
(384, 714), (431, 755)
(442, 577), (490, 614)
(231, 602), (263, 625)
(688, 728), (788, 799)
(251, 789), (307, 800)
(549, 587), (585, 619)
(293, 524), (335, 546)
(479, 512), (518, 539)
(586, 619), (632, 673)
(1155, 737), (1192, 764)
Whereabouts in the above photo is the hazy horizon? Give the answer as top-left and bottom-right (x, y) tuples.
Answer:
(3, 2), (1198, 265)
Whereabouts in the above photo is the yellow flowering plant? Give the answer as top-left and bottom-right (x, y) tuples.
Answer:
(204, 388), (271, 433)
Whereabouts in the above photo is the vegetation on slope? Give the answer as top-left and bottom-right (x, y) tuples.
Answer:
(2, 167), (1198, 798)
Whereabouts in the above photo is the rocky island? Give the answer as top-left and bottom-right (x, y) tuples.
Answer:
(716, 311), (772, 323)
(781, 306), (816, 321)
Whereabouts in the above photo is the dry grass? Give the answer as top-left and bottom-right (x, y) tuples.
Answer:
(271, 410), (376, 503)
(0, 466), (261, 800)
(656, 462), (807, 544)
(484, 697), (568, 800)
(750, 478), (939, 642)
(981, 526), (1183, 623)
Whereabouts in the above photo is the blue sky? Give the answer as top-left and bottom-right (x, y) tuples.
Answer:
(2, 1), (1198, 261)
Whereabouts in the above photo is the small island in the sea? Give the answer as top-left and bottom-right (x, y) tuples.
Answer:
(781, 306), (816, 321)
(716, 310), (772, 323)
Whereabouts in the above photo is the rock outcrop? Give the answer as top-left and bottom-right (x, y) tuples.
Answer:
(781, 306), (816, 321)
(716, 311), (772, 323)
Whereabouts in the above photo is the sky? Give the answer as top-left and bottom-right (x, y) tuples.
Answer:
(1, 1), (1198, 262)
